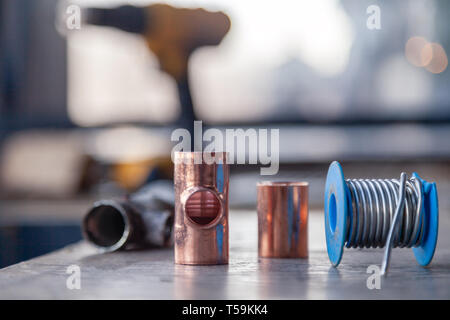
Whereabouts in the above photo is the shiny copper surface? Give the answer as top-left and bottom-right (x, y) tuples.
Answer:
(257, 182), (308, 258)
(174, 152), (229, 265)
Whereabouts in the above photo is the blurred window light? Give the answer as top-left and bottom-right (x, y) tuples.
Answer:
(376, 54), (432, 112)
(67, 0), (450, 125)
(190, 0), (354, 123)
(67, 26), (180, 127)
(86, 126), (171, 162)
(68, 0), (353, 125)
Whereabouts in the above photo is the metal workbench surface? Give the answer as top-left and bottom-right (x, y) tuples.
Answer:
(1, 210), (449, 299)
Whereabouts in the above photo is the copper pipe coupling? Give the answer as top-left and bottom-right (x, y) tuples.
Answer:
(174, 152), (229, 265)
(257, 182), (308, 258)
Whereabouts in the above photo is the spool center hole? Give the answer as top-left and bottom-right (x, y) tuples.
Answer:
(329, 194), (337, 234)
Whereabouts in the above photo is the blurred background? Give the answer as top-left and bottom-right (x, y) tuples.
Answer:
(1, 0), (449, 267)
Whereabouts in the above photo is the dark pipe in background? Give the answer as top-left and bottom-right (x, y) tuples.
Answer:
(83, 180), (174, 252)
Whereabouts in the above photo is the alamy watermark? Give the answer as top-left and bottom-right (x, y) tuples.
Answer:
(66, 264), (81, 290)
(171, 121), (279, 175)
(366, 5), (381, 30)
(366, 265), (381, 290)
(66, 4), (81, 30)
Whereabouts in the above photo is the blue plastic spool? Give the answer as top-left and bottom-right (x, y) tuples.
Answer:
(324, 161), (438, 267)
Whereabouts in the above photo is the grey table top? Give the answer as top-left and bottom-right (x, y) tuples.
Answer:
(1, 210), (449, 300)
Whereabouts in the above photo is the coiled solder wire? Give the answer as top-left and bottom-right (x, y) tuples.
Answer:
(345, 173), (423, 274)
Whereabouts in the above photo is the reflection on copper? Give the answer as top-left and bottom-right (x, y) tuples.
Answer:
(174, 152), (229, 265)
(257, 182), (308, 258)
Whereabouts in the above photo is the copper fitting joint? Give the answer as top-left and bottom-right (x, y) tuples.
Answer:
(257, 182), (308, 258)
(174, 152), (229, 265)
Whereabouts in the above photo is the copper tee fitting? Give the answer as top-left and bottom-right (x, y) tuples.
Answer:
(174, 152), (229, 265)
(257, 182), (308, 258)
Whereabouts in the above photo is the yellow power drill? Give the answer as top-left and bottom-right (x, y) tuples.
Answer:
(86, 4), (231, 137)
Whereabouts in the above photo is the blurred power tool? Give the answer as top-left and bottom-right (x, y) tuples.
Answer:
(85, 4), (231, 140)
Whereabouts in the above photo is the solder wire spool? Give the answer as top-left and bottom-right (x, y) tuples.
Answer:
(324, 161), (438, 275)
